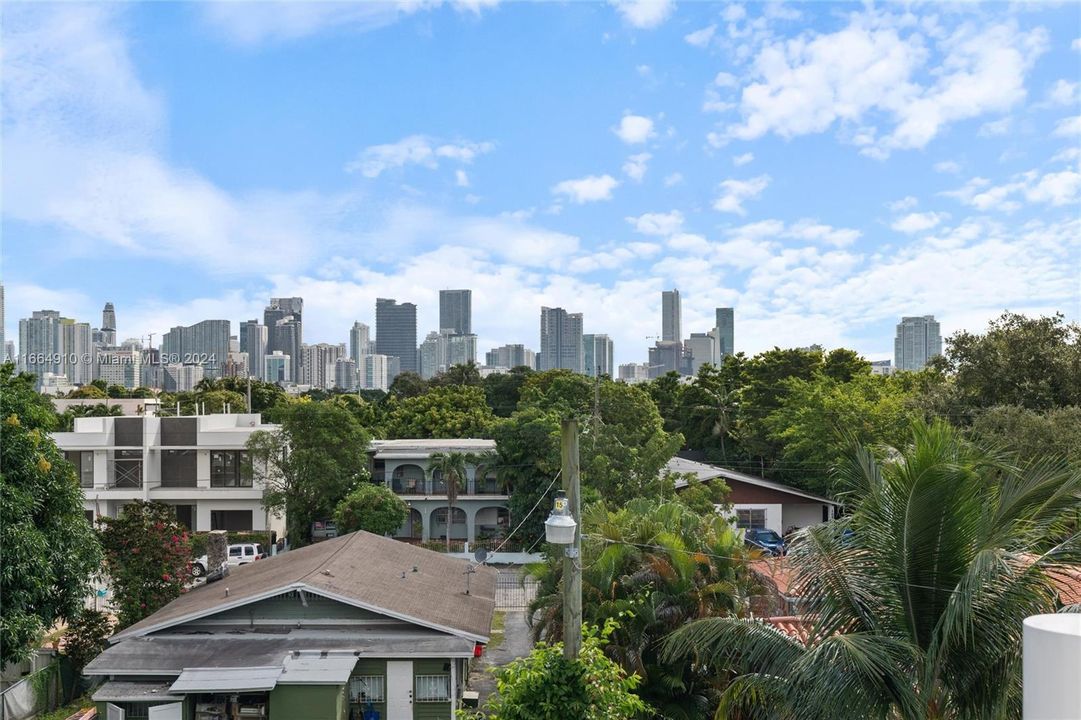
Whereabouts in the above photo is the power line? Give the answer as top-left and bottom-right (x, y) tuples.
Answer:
(481, 470), (561, 558)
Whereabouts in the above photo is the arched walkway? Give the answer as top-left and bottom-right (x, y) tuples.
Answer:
(392, 463), (425, 494)
(474, 506), (510, 543)
(431, 507), (468, 541)
(394, 507), (423, 540)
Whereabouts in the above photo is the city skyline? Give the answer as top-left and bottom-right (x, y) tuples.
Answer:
(2, 3), (1079, 366)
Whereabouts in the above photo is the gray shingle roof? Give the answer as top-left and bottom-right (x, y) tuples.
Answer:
(666, 456), (839, 505)
(113, 531), (496, 643)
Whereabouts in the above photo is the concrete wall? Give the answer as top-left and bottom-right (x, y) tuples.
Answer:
(781, 503), (826, 531)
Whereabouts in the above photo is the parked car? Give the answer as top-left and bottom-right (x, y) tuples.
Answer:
(744, 528), (786, 556)
(190, 555), (228, 582)
(191, 543), (265, 579)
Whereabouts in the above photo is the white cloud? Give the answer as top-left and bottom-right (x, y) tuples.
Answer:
(723, 14), (1047, 157)
(714, 71), (739, 88)
(685, 24), (716, 48)
(934, 160), (962, 174)
(626, 210), (684, 236)
(663, 172), (684, 187)
(609, 0), (675, 29)
(891, 211), (947, 234)
(344, 136), (494, 178)
(785, 219), (862, 247)
(1053, 115), (1081, 137)
(944, 166), (1081, 211)
(667, 233), (712, 255)
(887, 195), (918, 211)
(712, 175), (771, 215)
(1050, 146), (1081, 164)
(722, 4), (746, 22)
(551, 174), (620, 203)
(1073, 38), (1081, 52)
(622, 153), (651, 182)
(613, 114), (656, 144)
(1046, 79), (1079, 106)
(455, 169), (470, 187)
(703, 89), (734, 114)
(732, 152), (754, 166)
(200, 1), (499, 45)
(977, 117), (1012, 137)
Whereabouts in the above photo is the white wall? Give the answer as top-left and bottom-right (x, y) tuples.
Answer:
(1024, 614), (1081, 719)
(781, 503), (826, 531)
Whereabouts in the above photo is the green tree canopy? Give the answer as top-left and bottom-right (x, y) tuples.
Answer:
(98, 500), (193, 628)
(430, 362), (483, 388)
(473, 621), (649, 720)
(333, 483), (408, 536)
(388, 371), (429, 399)
(967, 404), (1081, 465)
(664, 420), (1081, 720)
(55, 402), (124, 432)
(0, 365), (103, 667)
(383, 385), (496, 439)
(247, 399), (371, 546)
(936, 312), (1081, 412)
(67, 384), (106, 399)
(483, 366), (534, 417)
(492, 408), (563, 548)
(529, 499), (752, 718)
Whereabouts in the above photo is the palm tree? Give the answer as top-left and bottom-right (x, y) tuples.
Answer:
(663, 419), (1081, 720)
(528, 498), (755, 718)
(428, 451), (469, 551)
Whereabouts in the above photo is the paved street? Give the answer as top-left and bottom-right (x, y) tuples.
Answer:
(468, 610), (534, 707)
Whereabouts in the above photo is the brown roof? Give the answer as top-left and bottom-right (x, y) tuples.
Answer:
(114, 531), (496, 643)
(765, 615), (812, 644)
(1046, 564), (1081, 606)
(750, 558), (800, 598)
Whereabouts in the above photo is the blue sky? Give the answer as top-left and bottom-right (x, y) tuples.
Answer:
(3, 1), (1079, 365)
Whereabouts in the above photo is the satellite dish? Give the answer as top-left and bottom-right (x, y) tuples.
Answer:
(473, 547), (489, 564)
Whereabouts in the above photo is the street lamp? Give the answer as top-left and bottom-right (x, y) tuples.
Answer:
(544, 492), (577, 546)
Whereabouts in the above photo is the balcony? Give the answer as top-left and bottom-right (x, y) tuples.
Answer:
(110, 461), (143, 489)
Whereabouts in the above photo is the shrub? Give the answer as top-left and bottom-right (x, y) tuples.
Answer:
(62, 609), (112, 672)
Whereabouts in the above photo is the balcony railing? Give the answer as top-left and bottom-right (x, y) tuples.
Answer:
(111, 462), (143, 489)
(370, 472), (508, 496)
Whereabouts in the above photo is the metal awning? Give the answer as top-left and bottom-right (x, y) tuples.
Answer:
(169, 666), (282, 693)
(279, 653), (357, 685)
(92, 681), (182, 703)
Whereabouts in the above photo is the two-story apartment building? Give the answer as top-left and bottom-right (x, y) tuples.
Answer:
(368, 439), (509, 545)
(53, 414), (283, 534)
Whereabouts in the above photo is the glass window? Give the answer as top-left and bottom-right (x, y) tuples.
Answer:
(349, 675), (385, 703)
(67, 451), (95, 487)
(161, 450), (197, 488)
(210, 450), (252, 488)
(736, 509), (766, 530)
(213, 510), (254, 531)
(415, 675), (450, 702)
(229, 546), (242, 557)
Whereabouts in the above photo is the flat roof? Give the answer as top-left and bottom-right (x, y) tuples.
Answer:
(92, 681), (182, 703)
(369, 439), (496, 458)
(170, 667), (282, 693)
(280, 653), (357, 685)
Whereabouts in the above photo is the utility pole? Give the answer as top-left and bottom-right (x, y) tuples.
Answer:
(560, 418), (582, 660)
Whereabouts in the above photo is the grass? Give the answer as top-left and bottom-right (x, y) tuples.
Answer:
(489, 611), (507, 649)
(36, 694), (94, 720)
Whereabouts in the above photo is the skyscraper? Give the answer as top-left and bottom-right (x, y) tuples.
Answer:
(894, 315), (942, 371)
(239, 320), (267, 380)
(715, 307), (735, 358)
(18, 310), (62, 383)
(662, 290), (682, 343)
(264, 297), (303, 383)
(59, 319), (93, 385)
(349, 322), (372, 364)
(439, 289), (472, 335)
(301, 343), (346, 389)
(375, 298), (417, 374)
(161, 320), (231, 379)
(582, 334), (614, 377)
(101, 302), (117, 346)
(685, 331), (717, 375)
(648, 340), (688, 378)
(539, 306), (584, 373)
(264, 351), (291, 384)
(485, 344), (536, 369)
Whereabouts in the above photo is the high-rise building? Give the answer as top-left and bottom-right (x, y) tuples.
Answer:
(685, 331), (717, 375)
(59, 319), (94, 385)
(239, 320), (268, 381)
(361, 354), (392, 391)
(582, 334), (614, 377)
(264, 351), (291, 384)
(418, 330), (478, 379)
(301, 343), (345, 389)
(618, 363), (650, 384)
(101, 302), (117, 346)
(485, 344), (536, 370)
(447, 333), (477, 368)
(870, 359), (893, 376)
(349, 322), (372, 364)
(161, 320), (231, 379)
(334, 358), (358, 391)
(4, 341), (14, 364)
(539, 306), (584, 373)
(375, 298), (417, 374)
(18, 310), (63, 384)
(662, 290), (682, 343)
(264, 298), (303, 383)
(715, 308), (735, 358)
(648, 340), (689, 378)
(96, 347), (142, 388)
(439, 289), (472, 335)
(894, 315), (942, 371)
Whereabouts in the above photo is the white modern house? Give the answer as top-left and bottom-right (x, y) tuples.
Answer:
(53, 414), (283, 534)
(367, 439), (509, 545)
(667, 456), (841, 534)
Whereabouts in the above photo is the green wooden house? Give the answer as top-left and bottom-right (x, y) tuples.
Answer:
(84, 531), (496, 719)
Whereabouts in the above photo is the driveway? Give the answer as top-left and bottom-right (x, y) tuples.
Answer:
(468, 610), (534, 706)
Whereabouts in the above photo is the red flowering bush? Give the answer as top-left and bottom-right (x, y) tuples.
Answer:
(98, 501), (193, 628)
